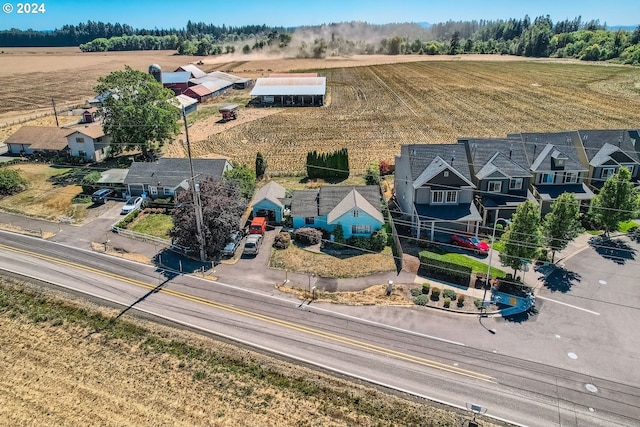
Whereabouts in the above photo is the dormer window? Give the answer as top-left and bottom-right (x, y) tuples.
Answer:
(556, 159), (564, 166)
(488, 181), (502, 192)
(443, 171), (449, 177)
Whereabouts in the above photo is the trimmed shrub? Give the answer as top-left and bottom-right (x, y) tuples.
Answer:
(418, 251), (473, 287)
(474, 298), (484, 309)
(421, 282), (431, 294)
(369, 229), (387, 252)
(443, 297), (451, 308)
(442, 288), (457, 300)
(410, 288), (422, 297)
(273, 232), (291, 249)
(0, 168), (27, 195)
(294, 227), (323, 245)
(430, 286), (441, 301)
(114, 210), (140, 228)
(413, 294), (428, 306)
(457, 294), (465, 307)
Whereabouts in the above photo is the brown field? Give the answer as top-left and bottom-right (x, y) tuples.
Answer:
(0, 277), (505, 427)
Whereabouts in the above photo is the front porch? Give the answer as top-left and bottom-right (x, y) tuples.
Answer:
(412, 203), (482, 241)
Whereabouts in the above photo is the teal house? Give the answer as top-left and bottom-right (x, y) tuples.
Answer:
(290, 185), (384, 238)
(250, 181), (287, 224)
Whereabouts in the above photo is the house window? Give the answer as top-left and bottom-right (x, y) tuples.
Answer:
(75, 137), (85, 143)
(149, 186), (158, 196)
(541, 173), (554, 184)
(509, 178), (523, 190)
(601, 167), (616, 179)
(555, 158), (565, 167)
(443, 171), (449, 177)
(96, 137), (102, 142)
(353, 210), (359, 217)
(487, 181), (502, 192)
(352, 225), (371, 235)
(433, 190), (457, 204)
(305, 217), (314, 225)
(78, 150), (86, 158)
(564, 172), (578, 183)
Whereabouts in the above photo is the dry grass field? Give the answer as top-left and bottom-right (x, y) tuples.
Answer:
(0, 277), (505, 427)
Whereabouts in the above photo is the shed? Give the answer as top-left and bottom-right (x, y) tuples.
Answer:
(219, 104), (239, 121)
(250, 76), (326, 106)
(251, 181), (286, 224)
(174, 94), (198, 115)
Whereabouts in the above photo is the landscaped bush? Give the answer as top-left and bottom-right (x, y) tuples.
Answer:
(413, 294), (428, 306)
(273, 232), (291, 249)
(474, 298), (484, 309)
(294, 227), (323, 245)
(457, 294), (465, 307)
(418, 252), (473, 287)
(369, 229), (387, 252)
(0, 168), (27, 195)
(430, 287), (441, 301)
(410, 288), (422, 297)
(80, 170), (101, 194)
(421, 282), (430, 294)
(442, 288), (457, 300)
(114, 210), (140, 228)
(443, 297), (451, 308)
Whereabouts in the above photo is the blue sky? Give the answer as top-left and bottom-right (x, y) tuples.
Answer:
(1, 0), (639, 31)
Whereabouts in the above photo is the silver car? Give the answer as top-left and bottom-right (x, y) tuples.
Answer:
(121, 196), (143, 215)
(242, 234), (262, 256)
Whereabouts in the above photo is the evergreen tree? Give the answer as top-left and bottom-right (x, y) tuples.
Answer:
(543, 192), (583, 262)
(255, 152), (267, 180)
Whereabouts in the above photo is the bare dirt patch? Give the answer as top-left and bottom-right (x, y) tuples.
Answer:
(277, 282), (414, 305)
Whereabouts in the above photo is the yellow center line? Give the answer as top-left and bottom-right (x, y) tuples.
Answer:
(1, 243), (495, 382)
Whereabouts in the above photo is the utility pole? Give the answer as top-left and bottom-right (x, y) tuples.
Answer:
(51, 98), (59, 127)
(182, 109), (207, 262)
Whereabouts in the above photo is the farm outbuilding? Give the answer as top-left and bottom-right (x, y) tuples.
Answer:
(251, 181), (287, 224)
(174, 94), (198, 115)
(184, 79), (233, 102)
(219, 104), (239, 121)
(149, 64), (190, 95)
(175, 64), (206, 79)
(250, 76), (326, 107)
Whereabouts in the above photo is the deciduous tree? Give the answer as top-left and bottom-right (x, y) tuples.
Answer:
(543, 192), (583, 262)
(94, 66), (180, 158)
(170, 178), (247, 259)
(498, 200), (544, 276)
(589, 167), (639, 236)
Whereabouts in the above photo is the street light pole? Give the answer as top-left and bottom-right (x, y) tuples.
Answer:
(182, 109), (207, 262)
(482, 214), (509, 310)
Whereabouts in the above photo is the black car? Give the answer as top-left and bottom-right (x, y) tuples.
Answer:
(91, 188), (113, 204)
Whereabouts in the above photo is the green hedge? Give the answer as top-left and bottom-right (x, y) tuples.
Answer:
(114, 210), (140, 228)
(418, 252), (472, 287)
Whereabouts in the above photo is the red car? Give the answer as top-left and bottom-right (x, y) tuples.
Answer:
(450, 234), (490, 255)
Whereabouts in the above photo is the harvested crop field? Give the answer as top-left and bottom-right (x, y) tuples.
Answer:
(0, 277), (504, 427)
(192, 60), (640, 173)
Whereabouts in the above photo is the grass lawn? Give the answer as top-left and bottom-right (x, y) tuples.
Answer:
(129, 213), (173, 239)
(419, 250), (506, 279)
(0, 164), (88, 221)
(617, 220), (638, 233)
(270, 244), (396, 278)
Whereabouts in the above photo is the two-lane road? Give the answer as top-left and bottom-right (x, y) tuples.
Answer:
(1, 230), (638, 426)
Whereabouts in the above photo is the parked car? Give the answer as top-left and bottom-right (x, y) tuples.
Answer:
(120, 196), (143, 215)
(450, 234), (490, 255)
(243, 234), (262, 256)
(221, 231), (243, 257)
(91, 188), (113, 204)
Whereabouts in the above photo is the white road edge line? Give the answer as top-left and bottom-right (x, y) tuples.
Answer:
(0, 232), (467, 347)
(0, 266), (528, 427)
(536, 295), (600, 315)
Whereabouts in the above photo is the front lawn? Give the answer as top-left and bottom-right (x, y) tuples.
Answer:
(0, 164), (88, 221)
(129, 213), (173, 239)
(419, 250), (506, 279)
(270, 244), (396, 278)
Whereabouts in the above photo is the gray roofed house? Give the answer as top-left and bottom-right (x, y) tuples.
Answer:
(574, 129), (640, 189)
(511, 131), (593, 214)
(290, 185), (383, 238)
(462, 137), (537, 225)
(124, 158), (232, 198)
(395, 143), (481, 240)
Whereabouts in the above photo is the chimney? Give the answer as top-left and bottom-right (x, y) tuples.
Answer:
(509, 143), (513, 159)
(533, 144), (537, 158)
